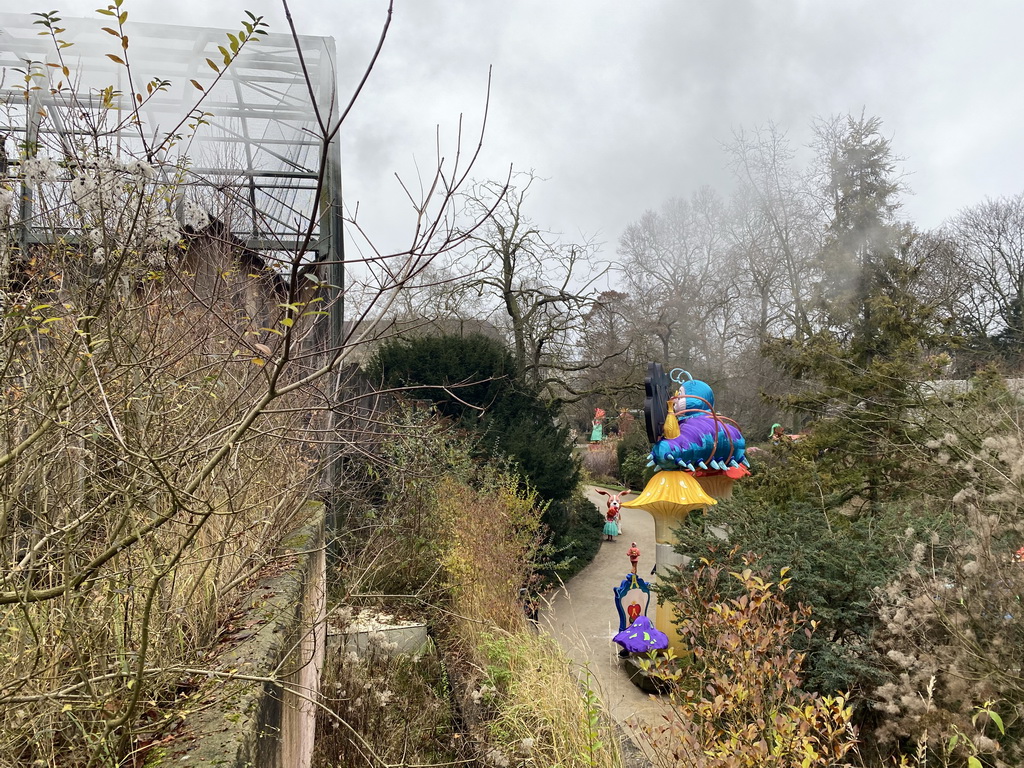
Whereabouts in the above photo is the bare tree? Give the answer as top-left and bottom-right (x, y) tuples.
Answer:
(723, 122), (822, 344)
(944, 193), (1024, 358)
(570, 289), (652, 410)
(616, 188), (734, 370)
(408, 172), (609, 404)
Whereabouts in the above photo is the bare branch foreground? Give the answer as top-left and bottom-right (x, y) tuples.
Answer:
(0, 3), (495, 763)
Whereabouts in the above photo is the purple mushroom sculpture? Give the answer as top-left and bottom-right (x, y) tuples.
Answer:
(612, 615), (669, 654)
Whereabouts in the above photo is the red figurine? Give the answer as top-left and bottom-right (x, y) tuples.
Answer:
(627, 542), (640, 574)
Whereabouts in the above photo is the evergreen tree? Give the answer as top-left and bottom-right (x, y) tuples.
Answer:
(768, 115), (944, 513)
(366, 333), (580, 508)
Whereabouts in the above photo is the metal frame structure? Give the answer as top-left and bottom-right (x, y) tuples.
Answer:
(0, 12), (344, 322)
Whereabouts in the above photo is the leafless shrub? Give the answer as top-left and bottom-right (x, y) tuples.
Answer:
(863, 388), (1024, 765)
(0, 3), (493, 763)
(581, 443), (619, 482)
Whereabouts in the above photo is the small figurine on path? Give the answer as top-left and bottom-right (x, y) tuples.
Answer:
(626, 542), (640, 574)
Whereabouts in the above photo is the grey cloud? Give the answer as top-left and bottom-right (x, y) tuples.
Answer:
(34, 0), (1024, 254)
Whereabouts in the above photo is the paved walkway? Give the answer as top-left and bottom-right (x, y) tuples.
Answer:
(540, 487), (666, 733)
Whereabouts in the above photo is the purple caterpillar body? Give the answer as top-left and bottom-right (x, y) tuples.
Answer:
(649, 414), (747, 472)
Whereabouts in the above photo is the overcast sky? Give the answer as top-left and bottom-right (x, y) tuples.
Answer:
(20, 1), (1024, 260)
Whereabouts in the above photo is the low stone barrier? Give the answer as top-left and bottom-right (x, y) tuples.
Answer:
(150, 501), (326, 768)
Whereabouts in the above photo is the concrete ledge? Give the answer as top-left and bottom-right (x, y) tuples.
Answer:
(148, 501), (325, 768)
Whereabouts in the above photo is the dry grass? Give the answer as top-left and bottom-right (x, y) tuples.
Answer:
(314, 632), (459, 768)
(0, 244), (321, 765)
(323, 424), (623, 768)
(434, 469), (623, 768)
(474, 630), (623, 768)
(582, 443), (620, 484)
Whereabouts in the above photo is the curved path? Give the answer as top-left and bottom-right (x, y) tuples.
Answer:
(540, 486), (665, 731)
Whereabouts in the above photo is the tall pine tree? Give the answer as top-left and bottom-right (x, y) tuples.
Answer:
(768, 115), (944, 514)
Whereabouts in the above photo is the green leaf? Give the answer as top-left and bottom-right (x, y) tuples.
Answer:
(989, 710), (1005, 735)
(206, 58), (220, 73)
(968, 758), (983, 768)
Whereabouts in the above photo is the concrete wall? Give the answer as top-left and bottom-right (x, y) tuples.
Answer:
(151, 502), (326, 768)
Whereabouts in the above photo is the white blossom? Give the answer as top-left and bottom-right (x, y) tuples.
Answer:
(150, 214), (180, 245)
(123, 158), (156, 179)
(0, 188), (14, 221)
(485, 748), (510, 768)
(886, 649), (916, 669)
(180, 199), (210, 231)
(21, 156), (59, 187)
(69, 174), (98, 208)
(910, 542), (926, 565)
(974, 735), (999, 754)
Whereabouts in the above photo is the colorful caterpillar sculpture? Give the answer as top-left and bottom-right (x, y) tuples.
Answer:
(645, 369), (749, 473)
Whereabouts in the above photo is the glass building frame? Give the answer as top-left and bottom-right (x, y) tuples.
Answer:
(0, 12), (344, 325)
